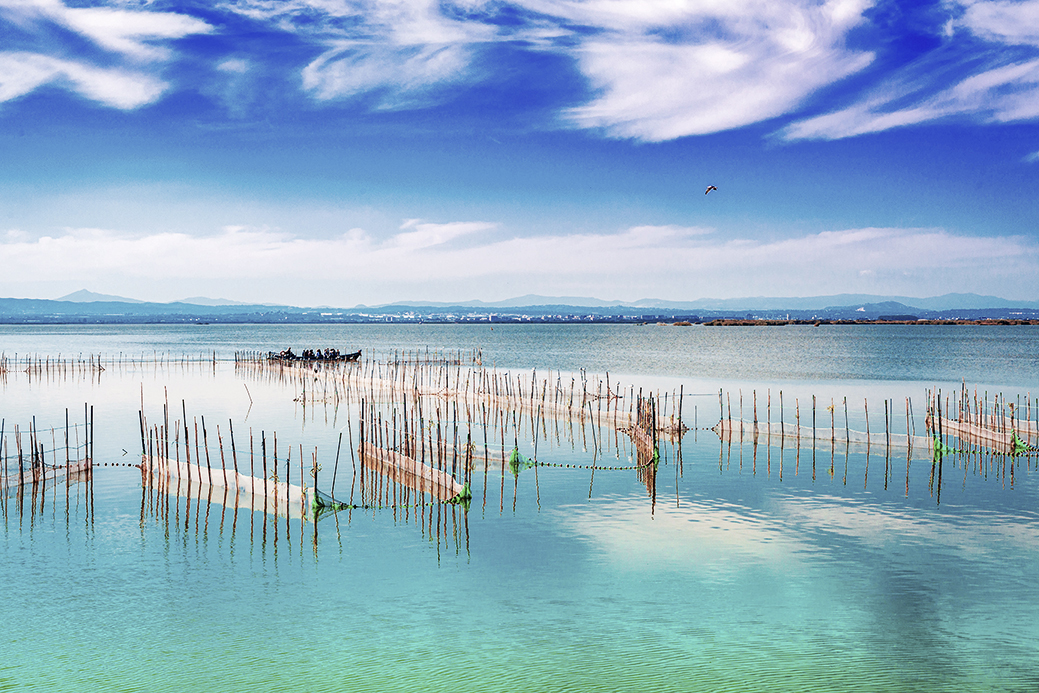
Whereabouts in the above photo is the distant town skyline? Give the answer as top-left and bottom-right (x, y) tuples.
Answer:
(1, 0), (1037, 305)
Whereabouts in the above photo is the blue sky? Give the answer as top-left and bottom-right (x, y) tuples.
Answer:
(1, 0), (1037, 306)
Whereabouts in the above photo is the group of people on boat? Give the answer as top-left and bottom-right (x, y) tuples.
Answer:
(270, 347), (356, 361)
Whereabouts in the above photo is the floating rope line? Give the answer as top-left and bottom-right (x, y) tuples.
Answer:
(354, 499), (468, 510)
(506, 447), (658, 475)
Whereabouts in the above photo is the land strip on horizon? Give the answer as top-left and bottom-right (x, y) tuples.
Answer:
(1, 292), (1037, 325)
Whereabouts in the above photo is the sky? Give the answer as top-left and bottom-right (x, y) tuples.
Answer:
(1, 0), (1038, 306)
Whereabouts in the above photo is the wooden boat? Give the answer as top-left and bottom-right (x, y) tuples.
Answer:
(267, 348), (361, 363)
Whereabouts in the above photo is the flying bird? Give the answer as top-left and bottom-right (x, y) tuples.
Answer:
(705, 185), (717, 195)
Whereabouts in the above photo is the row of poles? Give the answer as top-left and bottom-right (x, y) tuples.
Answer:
(139, 396), (339, 556)
(0, 406), (95, 523)
(139, 396), (328, 507)
(232, 352), (691, 521)
(358, 395), (472, 552)
(270, 355), (678, 512)
(234, 348), (683, 521)
(4, 351), (222, 370)
(138, 463), (471, 562)
(715, 384), (1037, 503)
(716, 417), (932, 498)
(717, 406), (1026, 505)
(2, 351), (226, 384)
(718, 388), (923, 450)
(137, 391), (475, 556)
(931, 383), (1038, 444)
(240, 352), (690, 444)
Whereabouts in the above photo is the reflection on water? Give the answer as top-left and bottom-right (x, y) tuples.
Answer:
(1, 326), (1038, 692)
(135, 470), (474, 563)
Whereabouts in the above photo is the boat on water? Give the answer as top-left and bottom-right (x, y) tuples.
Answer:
(267, 348), (361, 363)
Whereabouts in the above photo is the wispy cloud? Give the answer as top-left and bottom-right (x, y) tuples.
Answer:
(784, 0), (1039, 140)
(3, 0), (1033, 144)
(784, 57), (1039, 140)
(302, 41), (472, 105)
(2, 221), (1035, 304)
(57, 3), (212, 61)
(960, 0), (1039, 47)
(0, 0), (211, 108)
(227, 0), (497, 106)
(556, 0), (876, 140)
(219, 0), (879, 136)
(389, 219), (495, 250)
(0, 51), (165, 108)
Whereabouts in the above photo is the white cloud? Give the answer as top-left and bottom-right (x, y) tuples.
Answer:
(568, 33), (873, 140)
(3, 0), (1035, 140)
(218, 58), (250, 74)
(0, 51), (56, 101)
(59, 5), (212, 61)
(2, 222), (1035, 305)
(227, 0), (496, 104)
(0, 0), (211, 60)
(0, 0), (211, 107)
(302, 41), (471, 103)
(3, 228), (30, 242)
(518, 0), (875, 140)
(784, 1), (1039, 140)
(222, 0), (878, 137)
(0, 51), (164, 108)
(389, 219), (495, 250)
(784, 58), (1039, 139)
(625, 224), (714, 242)
(960, 0), (1039, 47)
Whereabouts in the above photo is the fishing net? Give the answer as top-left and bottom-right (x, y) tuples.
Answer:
(508, 448), (536, 476)
(361, 442), (471, 506)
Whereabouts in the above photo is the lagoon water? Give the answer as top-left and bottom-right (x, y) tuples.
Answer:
(2, 324), (1038, 692)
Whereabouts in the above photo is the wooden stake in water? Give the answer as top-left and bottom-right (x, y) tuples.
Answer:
(331, 431), (343, 498)
(229, 420), (239, 476)
(864, 398), (870, 447)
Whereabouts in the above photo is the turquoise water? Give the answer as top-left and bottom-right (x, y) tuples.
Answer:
(2, 325), (1038, 692)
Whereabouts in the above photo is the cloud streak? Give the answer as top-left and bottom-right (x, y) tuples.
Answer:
(228, 0), (497, 107)
(784, 57), (1039, 140)
(224, 0), (879, 137)
(0, 51), (165, 108)
(2, 0), (1035, 144)
(0, 0), (211, 108)
(2, 221), (1035, 304)
(558, 0), (876, 140)
(784, 0), (1039, 140)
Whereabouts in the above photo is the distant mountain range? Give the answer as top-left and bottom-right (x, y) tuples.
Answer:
(58, 290), (252, 306)
(380, 293), (1039, 311)
(59, 289), (145, 304)
(0, 291), (1035, 324)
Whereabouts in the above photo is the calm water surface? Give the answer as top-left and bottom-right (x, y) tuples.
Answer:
(1, 325), (1037, 692)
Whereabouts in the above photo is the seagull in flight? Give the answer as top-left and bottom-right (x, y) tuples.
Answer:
(705, 185), (717, 195)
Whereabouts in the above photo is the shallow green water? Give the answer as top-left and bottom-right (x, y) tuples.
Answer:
(2, 325), (1037, 692)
